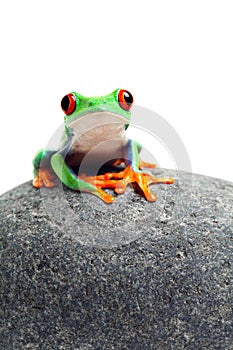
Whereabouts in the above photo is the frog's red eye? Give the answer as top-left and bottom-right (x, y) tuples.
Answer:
(61, 93), (76, 115)
(118, 89), (133, 111)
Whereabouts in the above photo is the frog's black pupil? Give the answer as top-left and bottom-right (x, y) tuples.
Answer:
(61, 95), (70, 112)
(124, 91), (133, 106)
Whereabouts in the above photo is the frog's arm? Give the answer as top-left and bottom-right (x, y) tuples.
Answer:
(121, 139), (174, 200)
(125, 139), (141, 171)
(125, 140), (155, 169)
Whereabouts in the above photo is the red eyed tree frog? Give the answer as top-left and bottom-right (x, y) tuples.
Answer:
(33, 89), (174, 203)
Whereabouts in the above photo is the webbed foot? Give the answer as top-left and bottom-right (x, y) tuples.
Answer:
(79, 166), (174, 202)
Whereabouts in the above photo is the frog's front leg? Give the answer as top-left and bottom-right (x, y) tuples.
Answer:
(50, 152), (115, 203)
(116, 139), (174, 201)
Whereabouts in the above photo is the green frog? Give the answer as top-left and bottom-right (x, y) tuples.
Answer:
(33, 89), (173, 203)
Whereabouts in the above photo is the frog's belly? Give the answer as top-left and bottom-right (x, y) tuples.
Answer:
(66, 124), (128, 168)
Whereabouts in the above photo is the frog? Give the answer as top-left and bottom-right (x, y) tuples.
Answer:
(33, 89), (174, 203)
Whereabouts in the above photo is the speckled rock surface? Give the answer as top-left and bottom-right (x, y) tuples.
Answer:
(0, 169), (232, 350)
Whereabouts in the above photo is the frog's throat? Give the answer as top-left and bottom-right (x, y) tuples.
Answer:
(67, 111), (128, 138)
(65, 112), (128, 167)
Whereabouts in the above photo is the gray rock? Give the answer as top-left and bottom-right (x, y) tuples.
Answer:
(0, 169), (232, 350)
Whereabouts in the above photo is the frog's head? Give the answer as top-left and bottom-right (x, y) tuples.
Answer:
(61, 89), (133, 131)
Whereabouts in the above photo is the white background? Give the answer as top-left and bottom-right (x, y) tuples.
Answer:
(0, 0), (232, 195)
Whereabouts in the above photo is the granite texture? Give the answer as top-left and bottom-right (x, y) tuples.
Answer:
(0, 169), (233, 350)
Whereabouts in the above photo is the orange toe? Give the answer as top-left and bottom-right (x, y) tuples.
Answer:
(139, 159), (156, 169)
(33, 169), (55, 188)
(33, 176), (43, 188)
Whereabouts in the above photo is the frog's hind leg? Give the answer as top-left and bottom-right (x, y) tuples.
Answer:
(33, 149), (56, 188)
(50, 152), (115, 203)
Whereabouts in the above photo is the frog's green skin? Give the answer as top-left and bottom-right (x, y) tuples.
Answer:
(33, 89), (173, 203)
